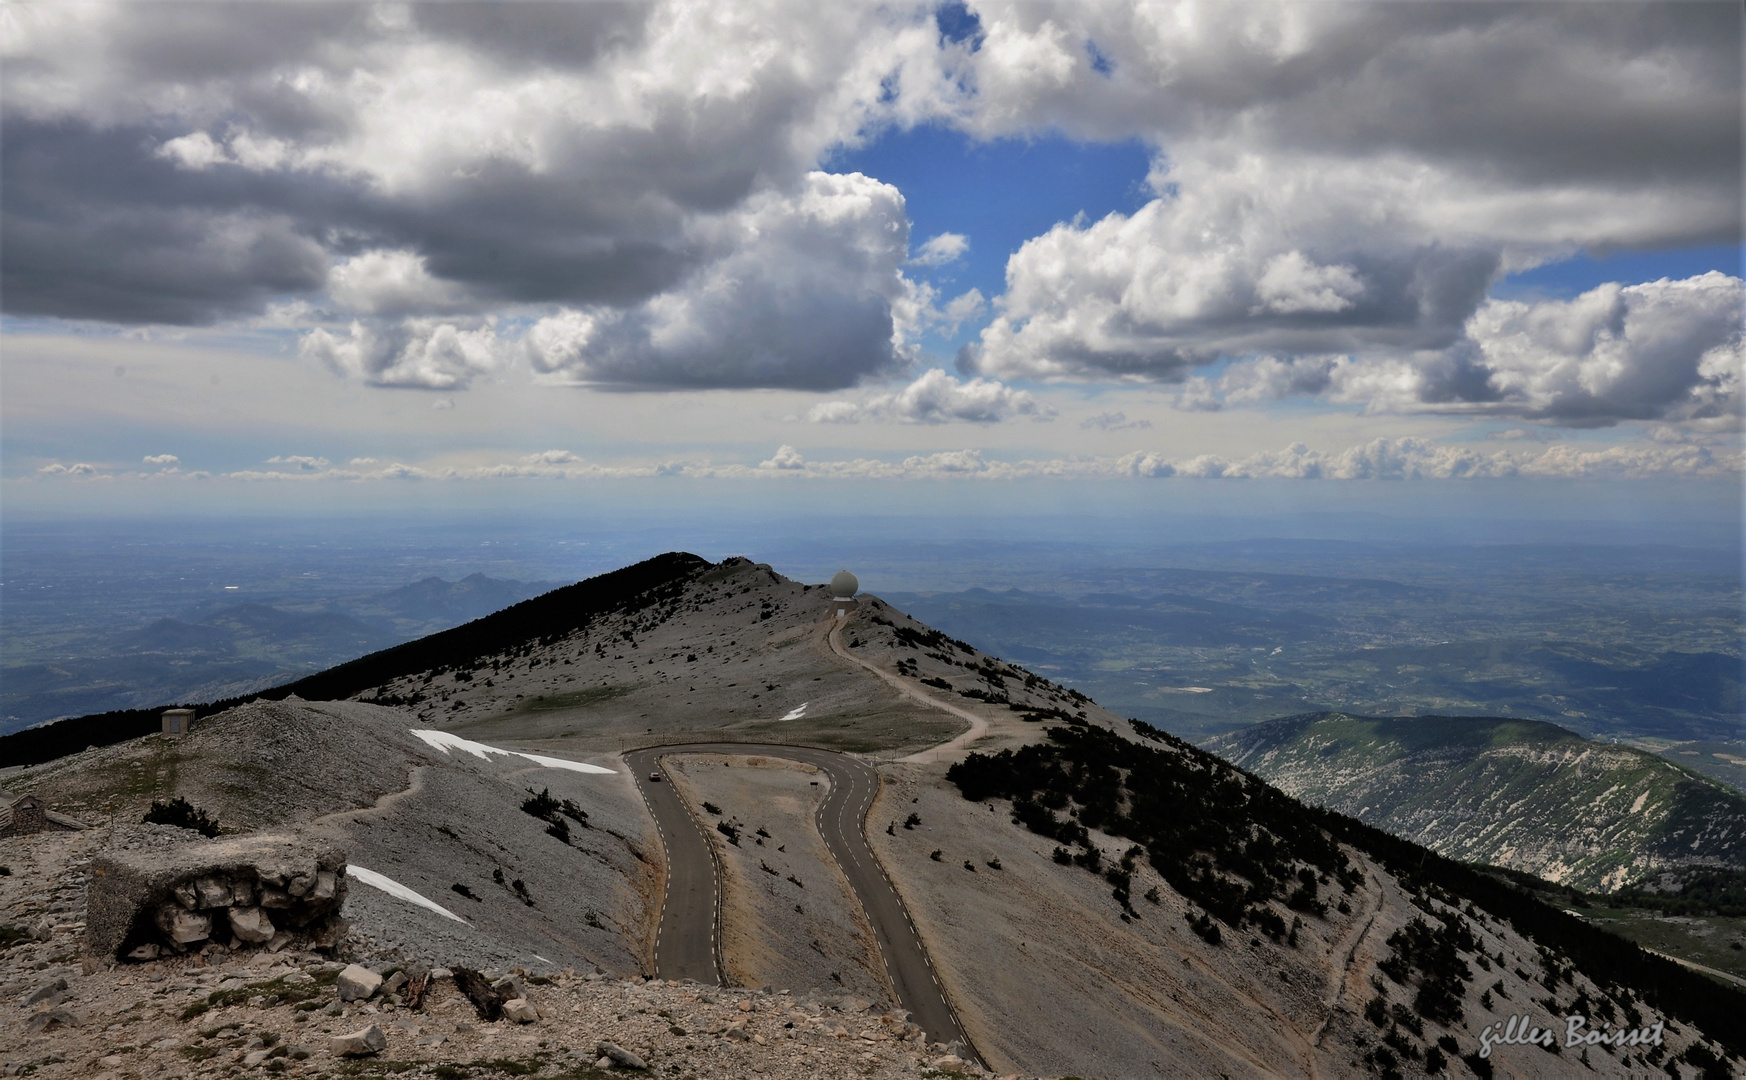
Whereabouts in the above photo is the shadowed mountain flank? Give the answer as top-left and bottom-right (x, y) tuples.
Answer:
(0, 553), (712, 766)
(1209, 713), (1746, 891)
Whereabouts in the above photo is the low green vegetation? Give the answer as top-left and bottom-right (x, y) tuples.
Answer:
(143, 795), (221, 837)
(519, 787), (590, 845)
(949, 720), (1361, 934)
(1607, 868), (1746, 918)
(507, 684), (636, 714)
(1477, 865), (1746, 981)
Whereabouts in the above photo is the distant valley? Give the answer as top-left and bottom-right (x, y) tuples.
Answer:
(1209, 712), (1746, 892)
(884, 542), (1743, 778)
(0, 573), (555, 732)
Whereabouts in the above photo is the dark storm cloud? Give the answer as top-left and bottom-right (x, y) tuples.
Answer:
(0, 121), (334, 324)
(965, 2), (1741, 203)
(1270, 3), (1742, 197)
(0, 117), (704, 324)
(411, 2), (652, 71)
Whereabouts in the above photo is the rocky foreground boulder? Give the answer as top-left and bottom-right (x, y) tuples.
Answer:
(84, 834), (348, 966)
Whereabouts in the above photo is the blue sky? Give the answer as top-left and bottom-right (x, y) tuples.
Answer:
(1495, 243), (1744, 301)
(834, 127), (1154, 355)
(1, 1), (1739, 530)
(840, 126), (1744, 358)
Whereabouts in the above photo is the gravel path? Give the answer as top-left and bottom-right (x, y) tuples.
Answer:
(826, 619), (989, 765)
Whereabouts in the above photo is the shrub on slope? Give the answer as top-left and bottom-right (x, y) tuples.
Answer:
(948, 720), (1746, 1060)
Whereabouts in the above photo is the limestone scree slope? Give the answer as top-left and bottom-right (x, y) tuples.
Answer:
(2, 553), (1742, 1078)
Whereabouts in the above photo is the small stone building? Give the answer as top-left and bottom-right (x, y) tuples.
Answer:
(0, 794), (86, 838)
(162, 709), (196, 737)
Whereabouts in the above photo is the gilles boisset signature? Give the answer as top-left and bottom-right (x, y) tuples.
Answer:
(1477, 1013), (1664, 1058)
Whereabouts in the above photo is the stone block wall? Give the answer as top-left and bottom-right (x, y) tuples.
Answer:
(86, 834), (348, 963)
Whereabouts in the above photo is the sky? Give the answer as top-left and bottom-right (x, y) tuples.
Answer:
(1, 1), (1741, 537)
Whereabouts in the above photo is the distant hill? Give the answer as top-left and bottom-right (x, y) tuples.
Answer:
(1208, 712), (1746, 892)
(337, 572), (561, 638)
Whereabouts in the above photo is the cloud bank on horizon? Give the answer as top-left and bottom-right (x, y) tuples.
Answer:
(1, 0), (1739, 460)
(30, 432), (1740, 487)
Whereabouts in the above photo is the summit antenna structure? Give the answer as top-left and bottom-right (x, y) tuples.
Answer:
(829, 569), (859, 617)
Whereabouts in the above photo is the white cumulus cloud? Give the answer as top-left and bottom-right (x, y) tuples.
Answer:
(520, 172), (912, 390)
(1080, 411), (1151, 431)
(327, 250), (475, 317)
(266, 455), (330, 470)
(910, 232), (970, 267)
(1464, 272), (1744, 425)
(761, 444), (808, 470)
(300, 318), (504, 390)
(807, 368), (1051, 424)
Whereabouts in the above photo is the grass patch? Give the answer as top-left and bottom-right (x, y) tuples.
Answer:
(339, 1061), (421, 1076)
(82, 747), (183, 804)
(512, 685), (637, 714)
(204, 974), (331, 1011)
(475, 1057), (549, 1075)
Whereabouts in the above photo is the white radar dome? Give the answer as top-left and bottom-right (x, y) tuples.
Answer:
(829, 570), (859, 598)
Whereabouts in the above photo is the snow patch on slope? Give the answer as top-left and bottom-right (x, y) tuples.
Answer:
(409, 729), (614, 774)
(349, 864), (471, 925)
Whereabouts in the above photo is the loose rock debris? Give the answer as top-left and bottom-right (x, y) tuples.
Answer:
(5, 946), (1015, 1080)
(3, 828), (1028, 1080)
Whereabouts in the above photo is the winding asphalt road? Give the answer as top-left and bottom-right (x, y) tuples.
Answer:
(626, 742), (972, 1054)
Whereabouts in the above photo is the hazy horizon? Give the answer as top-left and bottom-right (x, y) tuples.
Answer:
(3, 1), (1740, 742)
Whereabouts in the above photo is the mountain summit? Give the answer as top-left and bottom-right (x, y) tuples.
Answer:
(4, 555), (1740, 1077)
